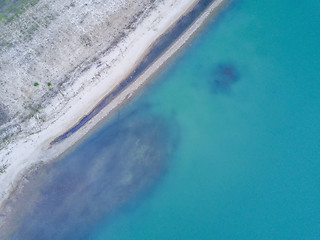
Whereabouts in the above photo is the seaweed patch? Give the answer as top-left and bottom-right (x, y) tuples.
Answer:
(0, 106), (180, 239)
(210, 63), (239, 93)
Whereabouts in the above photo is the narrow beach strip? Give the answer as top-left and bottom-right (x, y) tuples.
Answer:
(52, 0), (226, 144)
(0, 0), (226, 210)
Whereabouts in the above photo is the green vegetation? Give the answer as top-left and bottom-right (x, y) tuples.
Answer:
(1, 135), (9, 144)
(0, 164), (8, 174)
(23, 104), (41, 122)
(0, 0), (40, 24)
(47, 82), (51, 87)
(34, 82), (39, 86)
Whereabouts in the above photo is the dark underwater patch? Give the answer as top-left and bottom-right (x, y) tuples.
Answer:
(209, 63), (239, 93)
(51, 0), (216, 144)
(0, 106), (179, 240)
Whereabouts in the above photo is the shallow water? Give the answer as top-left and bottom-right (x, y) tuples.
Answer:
(1, 106), (179, 239)
(2, 0), (320, 239)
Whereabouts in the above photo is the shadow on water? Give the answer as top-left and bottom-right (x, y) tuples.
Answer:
(0, 104), (180, 240)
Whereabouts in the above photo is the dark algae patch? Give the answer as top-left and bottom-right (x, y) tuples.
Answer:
(210, 63), (239, 93)
(0, 106), (180, 240)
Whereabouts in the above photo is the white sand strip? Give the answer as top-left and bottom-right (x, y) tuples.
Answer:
(0, 0), (226, 210)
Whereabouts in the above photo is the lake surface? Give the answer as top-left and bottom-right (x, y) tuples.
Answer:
(3, 0), (320, 239)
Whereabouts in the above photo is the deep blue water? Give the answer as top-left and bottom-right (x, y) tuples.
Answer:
(2, 0), (320, 239)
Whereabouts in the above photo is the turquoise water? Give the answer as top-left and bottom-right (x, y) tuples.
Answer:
(92, 0), (320, 239)
(3, 0), (320, 239)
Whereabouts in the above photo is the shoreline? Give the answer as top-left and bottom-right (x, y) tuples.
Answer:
(0, 0), (226, 212)
(52, 0), (226, 144)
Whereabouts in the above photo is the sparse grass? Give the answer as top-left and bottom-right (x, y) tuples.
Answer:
(22, 104), (41, 121)
(0, 164), (8, 174)
(0, 134), (11, 151)
(1, 135), (9, 144)
(0, 0), (40, 24)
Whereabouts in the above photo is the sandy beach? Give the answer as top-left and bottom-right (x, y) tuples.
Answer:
(0, 0), (226, 212)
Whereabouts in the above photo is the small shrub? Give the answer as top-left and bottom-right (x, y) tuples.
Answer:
(47, 82), (51, 87)
(34, 82), (39, 86)
(0, 164), (8, 174)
